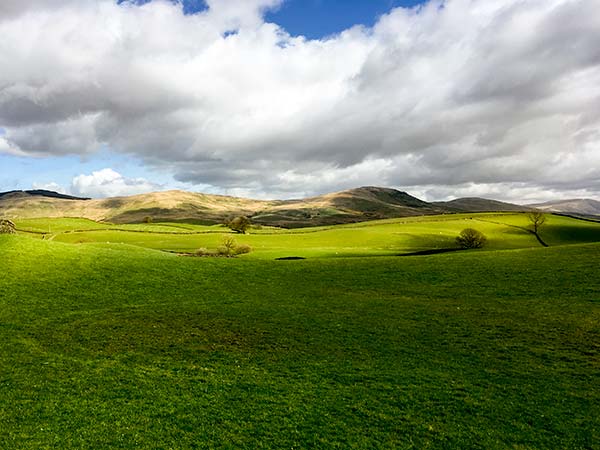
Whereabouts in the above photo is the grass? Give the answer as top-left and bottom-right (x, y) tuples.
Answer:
(14, 213), (600, 259)
(0, 230), (599, 448)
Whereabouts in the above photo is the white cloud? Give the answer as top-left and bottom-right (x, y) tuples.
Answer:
(70, 168), (161, 198)
(0, 0), (599, 201)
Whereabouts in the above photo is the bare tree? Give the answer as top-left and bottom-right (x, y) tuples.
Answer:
(528, 211), (546, 234)
(218, 236), (238, 256)
(0, 219), (16, 234)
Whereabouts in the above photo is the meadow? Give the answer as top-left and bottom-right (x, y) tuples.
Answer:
(14, 212), (600, 258)
(0, 213), (599, 448)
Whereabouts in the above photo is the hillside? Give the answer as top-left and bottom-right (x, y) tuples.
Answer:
(0, 186), (446, 227)
(529, 199), (600, 217)
(433, 197), (529, 212)
(254, 187), (445, 227)
(0, 190), (90, 201)
(7, 186), (597, 227)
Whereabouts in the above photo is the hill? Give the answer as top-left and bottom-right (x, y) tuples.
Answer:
(0, 189), (90, 201)
(7, 186), (596, 227)
(253, 187), (445, 227)
(432, 197), (529, 212)
(528, 198), (600, 217)
(0, 186), (446, 227)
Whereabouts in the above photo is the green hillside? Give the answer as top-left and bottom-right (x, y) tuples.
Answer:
(13, 212), (600, 259)
(0, 233), (598, 448)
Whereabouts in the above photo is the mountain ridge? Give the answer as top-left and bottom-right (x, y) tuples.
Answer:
(0, 190), (91, 201)
(1, 187), (598, 227)
(432, 197), (530, 213)
(528, 198), (600, 217)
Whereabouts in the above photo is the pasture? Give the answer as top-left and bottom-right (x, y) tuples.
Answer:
(0, 213), (599, 448)
(13, 212), (600, 258)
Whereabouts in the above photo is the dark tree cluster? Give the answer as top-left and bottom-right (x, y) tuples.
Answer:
(226, 216), (251, 234)
(456, 228), (487, 249)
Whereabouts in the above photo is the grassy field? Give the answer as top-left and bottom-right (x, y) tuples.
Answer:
(13, 213), (600, 258)
(1, 214), (599, 448)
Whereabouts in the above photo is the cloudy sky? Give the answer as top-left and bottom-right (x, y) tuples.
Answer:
(1, 0), (599, 202)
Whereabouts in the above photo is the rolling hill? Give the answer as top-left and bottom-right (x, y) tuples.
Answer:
(0, 189), (90, 201)
(528, 198), (600, 217)
(0, 186), (446, 227)
(3, 186), (597, 227)
(432, 197), (529, 213)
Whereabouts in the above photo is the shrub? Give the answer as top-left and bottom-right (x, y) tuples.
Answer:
(196, 237), (252, 257)
(456, 228), (487, 249)
(234, 244), (252, 255)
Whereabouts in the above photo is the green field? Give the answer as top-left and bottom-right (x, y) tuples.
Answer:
(1, 214), (599, 448)
(14, 213), (600, 258)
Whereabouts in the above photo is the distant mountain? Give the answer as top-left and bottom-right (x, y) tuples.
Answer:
(0, 186), (446, 227)
(6, 187), (590, 227)
(432, 197), (529, 213)
(255, 187), (445, 227)
(0, 190), (90, 201)
(528, 199), (600, 217)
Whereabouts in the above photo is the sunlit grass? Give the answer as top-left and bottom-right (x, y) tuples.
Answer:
(16, 213), (600, 259)
(0, 234), (598, 448)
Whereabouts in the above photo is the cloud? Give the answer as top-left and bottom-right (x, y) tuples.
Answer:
(0, 0), (599, 200)
(70, 168), (161, 198)
(0, 0), (79, 19)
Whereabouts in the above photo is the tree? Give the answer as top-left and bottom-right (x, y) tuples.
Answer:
(456, 228), (487, 249)
(227, 216), (251, 234)
(527, 211), (546, 234)
(0, 219), (16, 234)
(218, 236), (238, 256)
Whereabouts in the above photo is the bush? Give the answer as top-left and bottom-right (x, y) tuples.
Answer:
(234, 244), (252, 255)
(195, 237), (252, 257)
(456, 228), (487, 249)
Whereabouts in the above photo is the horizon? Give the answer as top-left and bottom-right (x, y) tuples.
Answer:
(1, 0), (599, 204)
(2, 184), (599, 206)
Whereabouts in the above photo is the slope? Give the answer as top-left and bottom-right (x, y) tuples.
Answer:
(529, 198), (600, 217)
(433, 197), (529, 212)
(1, 186), (447, 227)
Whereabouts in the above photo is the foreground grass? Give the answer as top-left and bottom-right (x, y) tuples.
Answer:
(0, 235), (598, 448)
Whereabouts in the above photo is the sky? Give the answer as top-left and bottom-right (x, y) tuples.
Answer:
(1, 0), (599, 202)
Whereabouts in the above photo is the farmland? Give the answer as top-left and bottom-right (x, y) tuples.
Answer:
(13, 212), (600, 258)
(0, 213), (599, 448)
